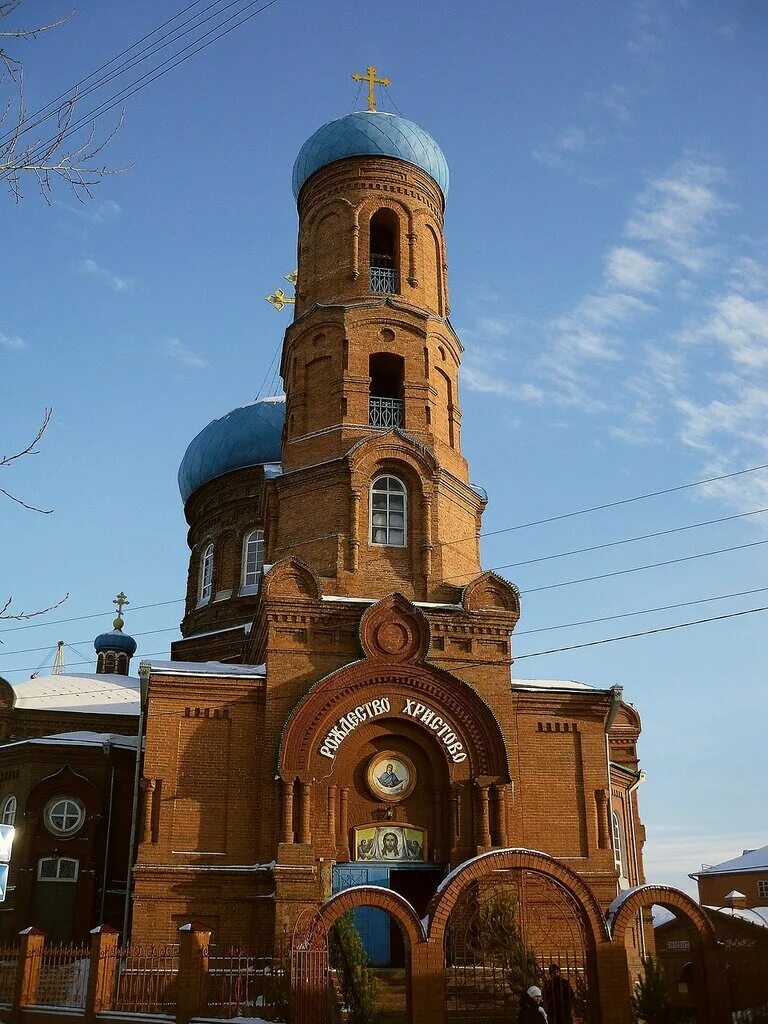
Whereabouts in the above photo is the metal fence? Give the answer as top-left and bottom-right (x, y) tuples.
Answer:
(110, 942), (180, 1014)
(0, 945), (18, 1004)
(370, 267), (399, 294)
(369, 396), (403, 428)
(34, 942), (89, 1009)
(206, 943), (289, 1020)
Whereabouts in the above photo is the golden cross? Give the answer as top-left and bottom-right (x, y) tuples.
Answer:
(351, 65), (391, 112)
(113, 592), (129, 616)
(265, 270), (298, 312)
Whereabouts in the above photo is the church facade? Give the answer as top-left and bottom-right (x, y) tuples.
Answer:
(134, 108), (650, 959)
(0, 95), (734, 1023)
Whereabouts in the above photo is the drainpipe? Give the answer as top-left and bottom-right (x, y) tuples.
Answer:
(627, 768), (648, 958)
(603, 685), (623, 892)
(122, 662), (149, 942)
(100, 739), (116, 924)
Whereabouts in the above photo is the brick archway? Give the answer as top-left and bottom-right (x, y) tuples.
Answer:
(320, 885), (427, 947)
(426, 847), (609, 947)
(607, 884), (716, 949)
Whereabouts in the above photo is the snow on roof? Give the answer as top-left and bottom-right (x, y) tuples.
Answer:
(690, 843), (768, 877)
(1, 731), (137, 752)
(11, 673), (140, 716)
(705, 906), (768, 929)
(146, 660), (266, 679)
(652, 907), (676, 928)
(511, 678), (604, 693)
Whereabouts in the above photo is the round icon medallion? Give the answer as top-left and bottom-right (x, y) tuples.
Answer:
(366, 751), (416, 803)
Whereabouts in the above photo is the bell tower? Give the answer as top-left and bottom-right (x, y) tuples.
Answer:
(265, 81), (485, 602)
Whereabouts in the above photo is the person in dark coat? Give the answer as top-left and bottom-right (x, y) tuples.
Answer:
(519, 985), (549, 1023)
(543, 964), (574, 1024)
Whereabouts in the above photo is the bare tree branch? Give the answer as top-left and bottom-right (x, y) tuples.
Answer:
(1, 408), (53, 513)
(0, 3), (125, 202)
(0, 592), (68, 621)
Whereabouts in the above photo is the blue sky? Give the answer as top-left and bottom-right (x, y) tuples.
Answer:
(1, 0), (766, 894)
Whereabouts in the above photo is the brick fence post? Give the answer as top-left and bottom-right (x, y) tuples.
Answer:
(13, 927), (45, 1010)
(176, 921), (211, 1024)
(594, 941), (633, 1024)
(409, 941), (446, 1024)
(85, 925), (120, 1019)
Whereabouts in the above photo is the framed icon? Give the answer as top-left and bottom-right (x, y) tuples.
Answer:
(354, 824), (426, 862)
(366, 750), (416, 803)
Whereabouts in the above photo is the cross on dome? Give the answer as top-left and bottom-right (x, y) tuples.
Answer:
(113, 591), (129, 629)
(351, 65), (391, 112)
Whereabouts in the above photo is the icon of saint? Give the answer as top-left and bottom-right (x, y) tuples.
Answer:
(377, 762), (402, 788)
(381, 831), (401, 859)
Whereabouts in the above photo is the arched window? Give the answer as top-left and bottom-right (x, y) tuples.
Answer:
(370, 475), (407, 547)
(242, 529), (265, 593)
(199, 543), (214, 605)
(369, 209), (400, 294)
(38, 857), (78, 882)
(0, 796), (16, 826)
(612, 810), (627, 882)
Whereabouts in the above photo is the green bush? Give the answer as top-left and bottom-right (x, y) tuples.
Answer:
(332, 912), (379, 1024)
(632, 956), (680, 1024)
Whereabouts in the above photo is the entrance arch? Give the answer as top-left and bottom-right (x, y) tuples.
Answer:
(607, 885), (729, 1024)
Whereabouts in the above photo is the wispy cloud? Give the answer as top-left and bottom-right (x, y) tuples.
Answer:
(604, 246), (665, 293)
(0, 330), (26, 351)
(57, 198), (122, 224)
(80, 257), (133, 292)
(643, 826), (768, 893)
(531, 125), (605, 183)
(164, 337), (207, 369)
(625, 158), (729, 272)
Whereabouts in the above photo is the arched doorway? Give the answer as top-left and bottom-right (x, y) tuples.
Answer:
(429, 850), (606, 1024)
(607, 885), (728, 1024)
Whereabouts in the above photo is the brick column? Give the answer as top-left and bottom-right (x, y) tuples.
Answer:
(327, 785), (337, 844)
(595, 789), (609, 849)
(281, 779), (294, 844)
(594, 942), (633, 1024)
(702, 945), (730, 1024)
(86, 924), (119, 1017)
(494, 784), (508, 847)
(477, 784), (491, 848)
(299, 781), (312, 845)
(410, 941), (446, 1024)
(140, 778), (156, 843)
(450, 784), (461, 854)
(338, 787), (349, 857)
(14, 927), (44, 1008)
(176, 921), (211, 1024)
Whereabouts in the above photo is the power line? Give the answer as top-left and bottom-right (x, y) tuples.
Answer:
(1, 0), (284, 182)
(515, 585), (768, 635)
(0, 625), (182, 658)
(517, 538), (768, 595)
(0, 599), (184, 635)
(514, 604), (768, 661)
(0, 0), (235, 147)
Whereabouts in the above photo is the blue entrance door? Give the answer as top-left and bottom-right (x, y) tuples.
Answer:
(331, 864), (390, 966)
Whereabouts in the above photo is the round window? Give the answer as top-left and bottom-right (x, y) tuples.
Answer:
(44, 797), (85, 837)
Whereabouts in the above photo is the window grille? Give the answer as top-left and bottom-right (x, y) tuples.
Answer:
(612, 811), (627, 881)
(369, 396), (403, 428)
(758, 879), (768, 899)
(38, 856), (79, 881)
(0, 796), (15, 826)
(44, 797), (85, 837)
(370, 267), (399, 293)
(370, 475), (407, 547)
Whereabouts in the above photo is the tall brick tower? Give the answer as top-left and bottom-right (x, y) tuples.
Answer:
(135, 90), (648, 991)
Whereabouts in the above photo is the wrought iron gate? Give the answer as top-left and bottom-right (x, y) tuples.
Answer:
(290, 908), (328, 1024)
(445, 868), (596, 1022)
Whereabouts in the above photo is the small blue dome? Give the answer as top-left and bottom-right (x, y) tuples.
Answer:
(94, 629), (137, 657)
(292, 111), (449, 199)
(178, 396), (285, 504)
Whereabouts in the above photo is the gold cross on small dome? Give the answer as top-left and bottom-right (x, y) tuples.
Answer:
(351, 65), (391, 112)
(265, 270), (298, 312)
(113, 591), (129, 629)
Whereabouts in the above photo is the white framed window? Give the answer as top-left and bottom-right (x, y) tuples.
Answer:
(44, 797), (85, 838)
(38, 857), (78, 882)
(241, 529), (265, 592)
(0, 796), (16, 826)
(199, 543), (214, 604)
(612, 810), (627, 883)
(758, 879), (768, 899)
(370, 475), (407, 547)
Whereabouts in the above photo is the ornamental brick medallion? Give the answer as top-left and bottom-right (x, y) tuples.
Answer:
(375, 621), (410, 655)
(366, 750), (416, 802)
(359, 593), (430, 663)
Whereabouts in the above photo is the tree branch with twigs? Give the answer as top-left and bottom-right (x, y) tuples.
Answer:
(1, 408), (68, 626)
(0, 1), (126, 202)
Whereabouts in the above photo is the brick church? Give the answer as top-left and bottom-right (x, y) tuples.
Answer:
(0, 84), (733, 1022)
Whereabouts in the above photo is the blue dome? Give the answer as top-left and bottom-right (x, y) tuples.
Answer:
(178, 396), (285, 504)
(94, 629), (137, 657)
(292, 111), (449, 199)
